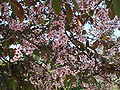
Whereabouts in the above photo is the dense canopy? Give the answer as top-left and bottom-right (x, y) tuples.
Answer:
(0, 0), (120, 90)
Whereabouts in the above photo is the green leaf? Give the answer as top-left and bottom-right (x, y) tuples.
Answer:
(92, 79), (101, 90)
(89, 10), (94, 16)
(112, 0), (120, 18)
(79, 78), (89, 84)
(33, 50), (40, 57)
(6, 78), (17, 90)
(86, 40), (89, 47)
(65, 3), (73, 22)
(71, 85), (85, 90)
(3, 0), (9, 2)
(72, 0), (79, 12)
(50, 57), (56, 69)
(52, 0), (61, 15)
(45, 0), (51, 6)
(64, 75), (75, 88)
(0, 46), (3, 55)
(105, 0), (112, 9)
(81, 13), (89, 19)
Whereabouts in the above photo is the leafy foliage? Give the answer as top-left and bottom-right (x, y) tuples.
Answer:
(0, 0), (120, 90)
(112, 0), (120, 18)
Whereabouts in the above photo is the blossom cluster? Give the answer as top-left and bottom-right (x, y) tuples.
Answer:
(0, 0), (120, 89)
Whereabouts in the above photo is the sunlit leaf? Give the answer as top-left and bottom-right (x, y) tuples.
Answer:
(77, 15), (84, 26)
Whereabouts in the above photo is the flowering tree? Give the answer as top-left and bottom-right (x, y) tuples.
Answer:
(0, 0), (120, 89)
